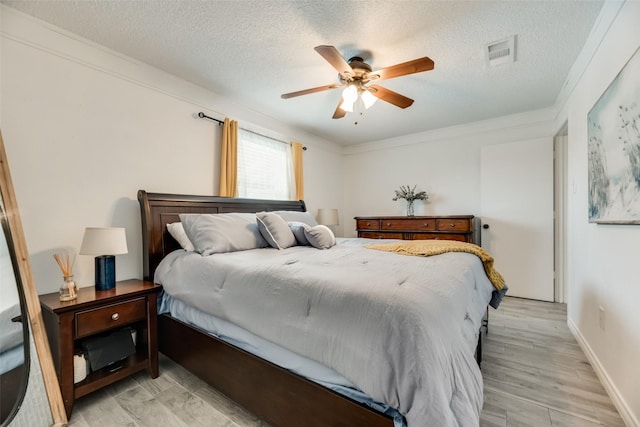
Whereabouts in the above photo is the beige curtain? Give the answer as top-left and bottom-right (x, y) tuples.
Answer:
(291, 141), (304, 200)
(218, 118), (238, 197)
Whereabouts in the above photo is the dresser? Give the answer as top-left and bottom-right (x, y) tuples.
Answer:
(355, 215), (480, 244)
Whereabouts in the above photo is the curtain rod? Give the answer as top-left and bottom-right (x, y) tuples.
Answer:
(197, 112), (223, 125)
(196, 112), (306, 150)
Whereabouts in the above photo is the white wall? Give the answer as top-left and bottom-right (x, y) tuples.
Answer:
(0, 6), (343, 293)
(557, 1), (640, 425)
(342, 109), (555, 236)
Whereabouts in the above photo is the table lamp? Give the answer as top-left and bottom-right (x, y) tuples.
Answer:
(317, 209), (339, 227)
(79, 227), (128, 291)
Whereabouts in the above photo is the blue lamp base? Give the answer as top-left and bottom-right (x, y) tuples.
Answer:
(95, 255), (116, 291)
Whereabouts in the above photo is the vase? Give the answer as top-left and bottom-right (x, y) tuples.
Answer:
(406, 200), (415, 216)
(59, 275), (78, 301)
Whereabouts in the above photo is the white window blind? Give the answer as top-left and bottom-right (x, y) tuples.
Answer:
(237, 128), (294, 200)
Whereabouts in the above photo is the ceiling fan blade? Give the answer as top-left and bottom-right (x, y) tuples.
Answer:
(369, 85), (414, 109)
(281, 83), (341, 99)
(332, 101), (346, 119)
(370, 57), (434, 81)
(314, 45), (354, 78)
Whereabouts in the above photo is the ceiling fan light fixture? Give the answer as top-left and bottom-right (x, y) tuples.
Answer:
(341, 85), (358, 112)
(361, 90), (377, 109)
(341, 100), (354, 113)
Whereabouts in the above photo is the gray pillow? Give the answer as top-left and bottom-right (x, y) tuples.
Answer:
(180, 213), (268, 255)
(304, 225), (336, 249)
(288, 221), (311, 246)
(272, 210), (318, 227)
(257, 212), (297, 249)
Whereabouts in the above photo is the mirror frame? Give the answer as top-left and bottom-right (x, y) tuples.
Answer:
(0, 208), (30, 425)
(0, 130), (67, 426)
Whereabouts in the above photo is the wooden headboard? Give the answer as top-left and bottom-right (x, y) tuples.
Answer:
(137, 190), (307, 282)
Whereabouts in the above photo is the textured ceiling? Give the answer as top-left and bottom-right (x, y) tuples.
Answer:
(3, 0), (604, 145)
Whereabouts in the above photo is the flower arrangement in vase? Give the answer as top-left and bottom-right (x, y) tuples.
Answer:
(392, 185), (428, 216)
(53, 251), (77, 301)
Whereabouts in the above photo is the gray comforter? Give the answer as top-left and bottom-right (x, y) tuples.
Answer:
(155, 238), (495, 427)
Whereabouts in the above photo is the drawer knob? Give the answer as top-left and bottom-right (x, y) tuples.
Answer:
(450, 223), (455, 227)
(386, 222), (391, 226)
(111, 313), (120, 321)
(423, 223), (428, 227)
(366, 222), (371, 226)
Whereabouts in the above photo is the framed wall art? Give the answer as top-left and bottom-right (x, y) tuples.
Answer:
(587, 46), (640, 224)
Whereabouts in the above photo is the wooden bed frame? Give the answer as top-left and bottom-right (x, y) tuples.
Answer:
(138, 190), (395, 427)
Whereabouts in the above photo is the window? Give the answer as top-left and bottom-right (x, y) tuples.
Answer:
(237, 128), (294, 200)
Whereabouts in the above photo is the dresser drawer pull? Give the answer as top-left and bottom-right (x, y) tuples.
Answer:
(366, 222), (371, 226)
(423, 223), (429, 227)
(111, 313), (120, 321)
(450, 223), (455, 227)
(386, 222), (391, 226)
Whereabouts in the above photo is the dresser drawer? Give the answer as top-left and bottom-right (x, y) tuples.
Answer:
(436, 219), (470, 232)
(411, 233), (468, 242)
(356, 219), (380, 230)
(381, 218), (435, 231)
(75, 298), (146, 339)
(359, 231), (404, 240)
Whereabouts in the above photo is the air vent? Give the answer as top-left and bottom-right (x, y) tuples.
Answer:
(486, 36), (515, 66)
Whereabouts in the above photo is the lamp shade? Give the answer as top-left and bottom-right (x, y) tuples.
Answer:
(317, 209), (339, 226)
(361, 90), (378, 109)
(79, 227), (128, 255)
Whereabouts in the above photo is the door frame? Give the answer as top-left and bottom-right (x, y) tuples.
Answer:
(554, 124), (568, 303)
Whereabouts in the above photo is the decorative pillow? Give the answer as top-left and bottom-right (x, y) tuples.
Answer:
(180, 213), (268, 256)
(303, 225), (336, 249)
(272, 210), (318, 227)
(288, 221), (311, 246)
(166, 222), (195, 252)
(256, 212), (297, 249)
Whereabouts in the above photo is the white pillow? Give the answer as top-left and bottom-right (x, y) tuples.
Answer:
(180, 213), (268, 256)
(167, 222), (195, 252)
(303, 225), (336, 249)
(272, 210), (318, 227)
(257, 212), (297, 249)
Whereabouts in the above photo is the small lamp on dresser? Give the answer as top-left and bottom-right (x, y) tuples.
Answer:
(79, 227), (128, 291)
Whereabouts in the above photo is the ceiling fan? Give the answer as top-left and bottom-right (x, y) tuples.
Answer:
(281, 45), (435, 120)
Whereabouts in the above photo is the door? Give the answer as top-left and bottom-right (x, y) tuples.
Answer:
(480, 138), (554, 301)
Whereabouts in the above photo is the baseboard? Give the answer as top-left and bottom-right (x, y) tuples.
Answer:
(567, 318), (638, 427)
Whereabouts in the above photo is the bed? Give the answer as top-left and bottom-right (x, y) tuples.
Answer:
(138, 190), (502, 427)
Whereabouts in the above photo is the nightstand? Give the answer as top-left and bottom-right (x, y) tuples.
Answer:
(39, 279), (161, 418)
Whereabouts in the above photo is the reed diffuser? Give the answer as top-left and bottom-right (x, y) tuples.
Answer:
(54, 252), (77, 301)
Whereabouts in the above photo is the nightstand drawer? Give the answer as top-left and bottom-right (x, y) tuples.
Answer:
(381, 219), (435, 231)
(436, 219), (470, 232)
(356, 219), (380, 230)
(75, 298), (146, 339)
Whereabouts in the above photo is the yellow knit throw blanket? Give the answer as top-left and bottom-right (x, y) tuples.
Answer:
(364, 240), (505, 290)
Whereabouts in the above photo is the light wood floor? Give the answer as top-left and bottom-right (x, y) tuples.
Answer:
(67, 297), (626, 426)
(479, 297), (625, 427)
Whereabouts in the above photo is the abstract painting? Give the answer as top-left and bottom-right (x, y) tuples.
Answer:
(588, 47), (640, 224)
